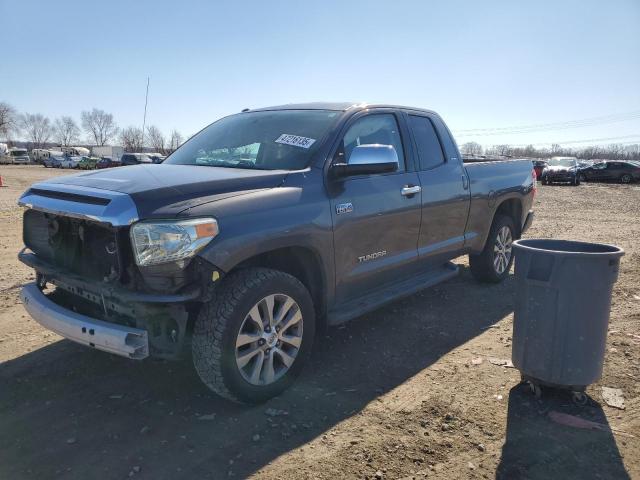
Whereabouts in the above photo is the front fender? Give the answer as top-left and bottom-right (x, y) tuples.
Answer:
(187, 170), (335, 296)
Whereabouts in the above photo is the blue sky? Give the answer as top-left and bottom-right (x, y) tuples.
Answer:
(1, 0), (639, 147)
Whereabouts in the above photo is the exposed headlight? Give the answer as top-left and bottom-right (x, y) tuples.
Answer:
(130, 218), (219, 266)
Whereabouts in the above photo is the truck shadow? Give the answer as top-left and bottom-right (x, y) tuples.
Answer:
(497, 383), (629, 479)
(0, 265), (604, 479)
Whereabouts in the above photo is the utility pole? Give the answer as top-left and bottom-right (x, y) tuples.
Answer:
(141, 76), (150, 151)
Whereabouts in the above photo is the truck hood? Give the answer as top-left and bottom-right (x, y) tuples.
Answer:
(41, 164), (289, 217)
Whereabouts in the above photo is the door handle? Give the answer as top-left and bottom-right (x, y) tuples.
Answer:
(461, 174), (469, 190)
(401, 185), (421, 196)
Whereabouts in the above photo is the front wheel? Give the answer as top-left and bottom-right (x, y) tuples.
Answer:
(573, 176), (580, 186)
(469, 215), (515, 283)
(192, 268), (315, 404)
(578, 173), (586, 182)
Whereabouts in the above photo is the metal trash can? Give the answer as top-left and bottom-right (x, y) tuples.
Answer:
(511, 239), (624, 397)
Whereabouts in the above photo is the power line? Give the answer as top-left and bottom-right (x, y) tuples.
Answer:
(453, 110), (640, 137)
(455, 111), (640, 133)
(500, 134), (640, 148)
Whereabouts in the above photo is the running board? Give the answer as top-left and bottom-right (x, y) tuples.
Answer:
(327, 262), (459, 325)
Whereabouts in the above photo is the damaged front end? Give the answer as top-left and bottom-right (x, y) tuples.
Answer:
(18, 185), (216, 359)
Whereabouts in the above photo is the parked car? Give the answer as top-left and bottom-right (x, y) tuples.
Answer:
(540, 157), (579, 186)
(43, 153), (64, 168)
(148, 154), (166, 164)
(578, 160), (640, 184)
(533, 160), (547, 179)
(121, 153), (153, 165)
(1, 148), (31, 164)
(18, 102), (535, 403)
(96, 156), (122, 169)
(77, 156), (101, 170)
(58, 155), (81, 169)
(577, 160), (593, 169)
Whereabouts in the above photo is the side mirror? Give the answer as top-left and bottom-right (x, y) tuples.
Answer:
(331, 144), (399, 177)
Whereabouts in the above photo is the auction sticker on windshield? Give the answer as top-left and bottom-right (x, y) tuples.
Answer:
(275, 134), (316, 149)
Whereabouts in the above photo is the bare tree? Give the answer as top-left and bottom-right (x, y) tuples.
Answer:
(0, 102), (17, 140)
(169, 129), (184, 151)
(120, 126), (144, 152)
(81, 108), (118, 146)
(485, 144), (513, 156)
(54, 116), (80, 146)
(19, 113), (54, 149)
(146, 125), (166, 154)
(460, 141), (483, 155)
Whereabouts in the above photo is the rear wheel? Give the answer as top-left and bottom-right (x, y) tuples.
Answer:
(192, 268), (315, 404)
(469, 215), (515, 283)
(621, 174), (632, 184)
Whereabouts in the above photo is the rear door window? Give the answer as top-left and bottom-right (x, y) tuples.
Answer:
(408, 115), (445, 170)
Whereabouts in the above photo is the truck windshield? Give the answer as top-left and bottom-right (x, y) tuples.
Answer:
(165, 110), (340, 170)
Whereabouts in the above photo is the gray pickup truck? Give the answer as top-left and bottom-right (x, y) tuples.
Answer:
(18, 103), (535, 403)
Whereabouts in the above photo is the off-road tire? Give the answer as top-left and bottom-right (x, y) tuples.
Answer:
(469, 214), (516, 283)
(192, 267), (315, 404)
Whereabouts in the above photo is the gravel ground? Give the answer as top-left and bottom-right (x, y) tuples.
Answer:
(0, 165), (638, 479)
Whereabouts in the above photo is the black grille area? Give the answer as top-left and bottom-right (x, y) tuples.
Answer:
(24, 209), (122, 281)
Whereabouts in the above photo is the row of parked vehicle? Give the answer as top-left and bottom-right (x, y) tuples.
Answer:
(42, 152), (166, 169)
(43, 154), (115, 169)
(533, 157), (640, 185)
(0, 144), (168, 170)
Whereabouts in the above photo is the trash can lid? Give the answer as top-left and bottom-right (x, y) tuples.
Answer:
(513, 239), (624, 258)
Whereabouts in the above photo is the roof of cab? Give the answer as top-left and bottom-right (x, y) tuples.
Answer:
(248, 102), (359, 112)
(246, 102), (437, 116)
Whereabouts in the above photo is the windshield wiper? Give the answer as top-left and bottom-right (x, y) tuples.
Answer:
(192, 161), (270, 170)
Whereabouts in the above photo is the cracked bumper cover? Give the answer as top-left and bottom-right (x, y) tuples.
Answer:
(20, 283), (149, 359)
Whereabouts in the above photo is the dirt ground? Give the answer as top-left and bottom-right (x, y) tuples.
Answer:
(0, 165), (638, 480)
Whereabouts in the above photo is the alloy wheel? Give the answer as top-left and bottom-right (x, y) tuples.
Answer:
(493, 226), (513, 275)
(235, 294), (303, 386)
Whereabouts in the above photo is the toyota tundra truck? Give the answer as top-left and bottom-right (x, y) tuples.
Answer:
(18, 103), (535, 403)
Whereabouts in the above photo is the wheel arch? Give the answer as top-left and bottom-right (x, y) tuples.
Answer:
(229, 246), (327, 322)
(493, 197), (523, 238)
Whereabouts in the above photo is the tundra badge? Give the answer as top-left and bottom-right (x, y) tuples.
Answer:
(358, 250), (387, 263)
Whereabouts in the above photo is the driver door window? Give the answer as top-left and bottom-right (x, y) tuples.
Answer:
(340, 114), (405, 171)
